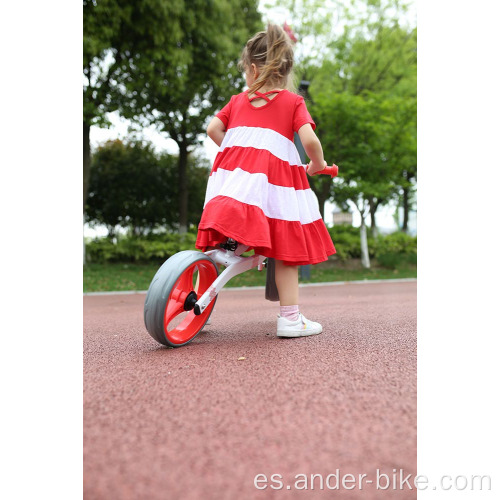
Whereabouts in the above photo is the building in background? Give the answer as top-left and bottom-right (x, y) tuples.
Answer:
(332, 210), (353, 226)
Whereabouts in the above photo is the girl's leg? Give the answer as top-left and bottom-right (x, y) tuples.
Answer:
(274, 260), (322, 336)
(274, 259), (299, 306)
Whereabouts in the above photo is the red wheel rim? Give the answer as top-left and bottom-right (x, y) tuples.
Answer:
(163, 260), (217, 344)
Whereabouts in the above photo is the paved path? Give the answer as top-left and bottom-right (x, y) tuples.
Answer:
(84, 281), (416, 499)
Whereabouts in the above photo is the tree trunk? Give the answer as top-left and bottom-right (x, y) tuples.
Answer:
(83, 214), (86, 266)
(310, 178), (331, 222)
(393, 199), (401, 230)
(178, 142), (189, 234)
(368, 196), (378, 238)
(320, 178), (332, 222)
(317, 193), (326, 220)
(360, 216), (371, 269)
(83, 121), (91, 265)
(83, 121), (91, 212)
(402, 177), (410, 233)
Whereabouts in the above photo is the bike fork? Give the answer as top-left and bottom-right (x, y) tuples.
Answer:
(192, 245), (266, 315)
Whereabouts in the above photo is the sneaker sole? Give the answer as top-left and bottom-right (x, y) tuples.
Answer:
(276, 326), (323, 338)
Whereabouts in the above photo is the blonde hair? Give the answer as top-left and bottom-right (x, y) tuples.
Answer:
(239, 24), (295, 95)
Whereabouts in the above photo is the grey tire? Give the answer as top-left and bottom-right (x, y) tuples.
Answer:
(143, 250), (218, 347)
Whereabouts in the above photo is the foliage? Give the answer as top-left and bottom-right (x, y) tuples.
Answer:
(86, 225), (416, 267)
(263, 0), (417, 241)
(373, 231), (417, 269)
(121, 0), (262, 145)
(83, 0), (192, 214)
(263, 0), (415, 88)
(117, 0), (262, 230)
(328, 225), (416, 263)
(83, 0), (261, 230)
(85, 231), (198, 263)
(84, 259), (416, 293)
(313, 22), (417, 98)
(262, 0), (348, 73)
(83, 0), (185, 127)
(305, 12), (417, 265)
(328, 224), (375, 260)
(85, 140), (210, 232)
(312, 90), (416, 218)
(374, 229), (417, 255)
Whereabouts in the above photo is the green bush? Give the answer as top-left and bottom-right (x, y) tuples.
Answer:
(86, 232), (197, 263)
(373, 232), (417, 269)
(85, 226), (417, 268)
(373, 231), (417, 256)
(327, 226), (416, 266)
(376, 251), (417, 269)
(327, 225), (376, 260)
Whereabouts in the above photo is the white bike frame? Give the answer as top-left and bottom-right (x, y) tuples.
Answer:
(193, 243), (266, 315)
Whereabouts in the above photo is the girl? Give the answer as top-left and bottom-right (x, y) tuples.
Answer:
(196, 24), (336, 337)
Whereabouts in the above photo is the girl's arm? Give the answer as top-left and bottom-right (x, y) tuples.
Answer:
(297, 124), (326, 175)
(207, 117), (226, 147)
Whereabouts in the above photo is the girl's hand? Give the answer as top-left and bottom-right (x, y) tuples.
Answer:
(307, 160), (327, 176)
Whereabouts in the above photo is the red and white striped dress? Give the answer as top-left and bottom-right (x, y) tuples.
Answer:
(196, 89), (336, 266)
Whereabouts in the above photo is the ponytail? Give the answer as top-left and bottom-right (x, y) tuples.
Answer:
(239, 24), (295, 95)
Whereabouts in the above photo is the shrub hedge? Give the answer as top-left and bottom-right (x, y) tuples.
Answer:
(85, 226), (416, 267)
(85, 232), (198, 263)
(328, 225), (417, 265)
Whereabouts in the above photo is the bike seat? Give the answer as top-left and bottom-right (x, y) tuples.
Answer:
(219, 238), (239, 251)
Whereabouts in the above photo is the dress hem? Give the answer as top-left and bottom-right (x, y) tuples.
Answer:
(196, 221), (336, 266)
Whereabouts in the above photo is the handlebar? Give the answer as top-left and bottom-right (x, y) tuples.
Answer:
(306, 164), (339, 178)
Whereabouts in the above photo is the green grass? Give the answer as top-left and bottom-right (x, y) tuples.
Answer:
(83, 258), (416, 293)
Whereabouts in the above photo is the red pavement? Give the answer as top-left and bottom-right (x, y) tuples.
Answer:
(84, 281), (417, 499)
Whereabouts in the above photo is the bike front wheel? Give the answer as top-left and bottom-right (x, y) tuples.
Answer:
(144, 251), (219, 347)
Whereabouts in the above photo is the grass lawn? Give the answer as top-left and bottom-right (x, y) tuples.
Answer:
(84, 257), (416, 293)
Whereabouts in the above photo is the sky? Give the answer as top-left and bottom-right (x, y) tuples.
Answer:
(86, 0), (417, 238)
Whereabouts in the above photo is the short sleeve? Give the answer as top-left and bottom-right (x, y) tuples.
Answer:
(293, 96), (316, 132)
(215, 96), (234, 128)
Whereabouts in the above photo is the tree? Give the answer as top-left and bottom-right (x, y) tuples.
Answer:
(119, 0), (262, 232)
(312, 23), (415, 201)
(379, 95), (416, 233)
(262, 0), (348, 73)
(83, 0), (186, 212)
(312, 92), (382, 267)
(312, 87), (417, 267)
(86, 140), (209, 234)
(331, 19), (417, 233)
(263, 0), (416, 233)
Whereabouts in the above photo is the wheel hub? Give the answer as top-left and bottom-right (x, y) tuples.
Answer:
(183, 291), (198, 311)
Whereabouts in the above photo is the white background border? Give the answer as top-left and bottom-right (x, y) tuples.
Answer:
(418, 0), (500, 497)
(1, 0), (499, 498)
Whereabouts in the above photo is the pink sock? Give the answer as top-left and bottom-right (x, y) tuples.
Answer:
(280, 305), (300, 321)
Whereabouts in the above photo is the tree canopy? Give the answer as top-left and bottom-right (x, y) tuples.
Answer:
(311, 19), (416, 231)
(86, 140), (209, 234)
(260, 0), (416, 266)
(118, 0), (262, 232)
(84, 0), (262, 232)
(83, 0), (188, 211)
(84, 0), (417, 267)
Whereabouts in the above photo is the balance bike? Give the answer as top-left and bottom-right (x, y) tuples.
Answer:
(143, 164), (338, 347)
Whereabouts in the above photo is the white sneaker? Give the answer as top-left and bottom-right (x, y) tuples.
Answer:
(276, 313), (323, 338)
